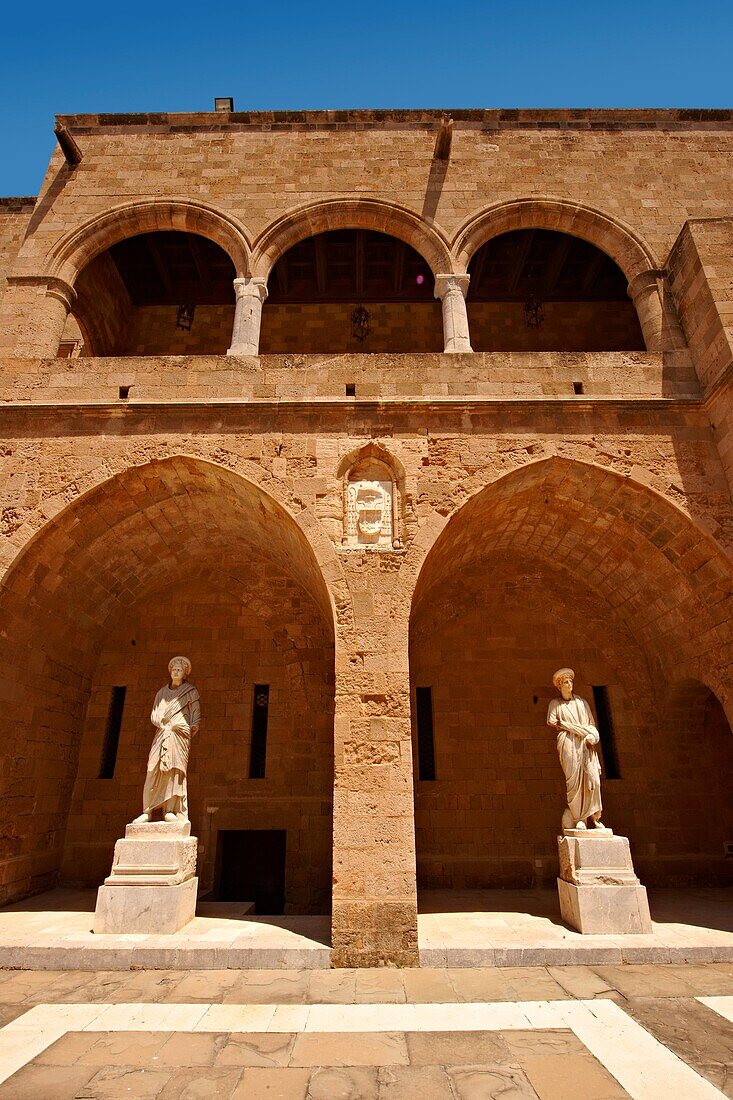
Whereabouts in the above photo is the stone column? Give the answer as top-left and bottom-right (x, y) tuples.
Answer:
(330, 573), (419, 967)
(628, 270), (664, 352)
(227, 277), (268, 355)
(0, 276), (76, 357)
(434, 274), (473, 353)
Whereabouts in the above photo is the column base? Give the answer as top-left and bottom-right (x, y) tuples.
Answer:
(94, 877), (198, 934)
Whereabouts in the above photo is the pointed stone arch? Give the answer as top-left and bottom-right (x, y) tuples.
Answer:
(0, 455), (336, 910)
(408, 455), (733, 891)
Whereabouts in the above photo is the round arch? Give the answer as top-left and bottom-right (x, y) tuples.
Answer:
(452, 198), (659, 284)
(250, 197), (453, 279)
(45, 199), (252, 286)
(0, 455), (336, 911)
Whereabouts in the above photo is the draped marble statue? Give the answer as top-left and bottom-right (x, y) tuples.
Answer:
(547, 667), (606, 833)
(133, 656), (200, 823)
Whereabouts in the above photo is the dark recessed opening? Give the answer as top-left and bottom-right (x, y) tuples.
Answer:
(119, 386), (130, 400)
(99, 686), (126, 779)
(345, 383), (356, 397)
(249, 684), (270, 779)
(592, 685), (621, 779)
(214, 829), (286, 913)
(573, 381), (584, 395)
(416, 686), (436, 781)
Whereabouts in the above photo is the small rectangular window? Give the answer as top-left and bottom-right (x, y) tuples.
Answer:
(249, 684), (270, 779)
(573, 381), (584, 395)
(415, 686), (436, 781)
(592, 685), (621, 779)
(99, 686), (126, 779)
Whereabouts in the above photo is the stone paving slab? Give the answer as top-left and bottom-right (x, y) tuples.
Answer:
(0, 965), (731, 1098)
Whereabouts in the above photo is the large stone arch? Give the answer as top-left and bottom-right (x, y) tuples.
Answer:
(407, 456), (733, 891)
(0, 455), (337, 910)
(250, 197), (453, 279)
(45, 198), (252, 286)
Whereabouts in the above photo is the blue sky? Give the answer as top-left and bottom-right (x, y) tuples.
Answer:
(1, 0), (730, 195)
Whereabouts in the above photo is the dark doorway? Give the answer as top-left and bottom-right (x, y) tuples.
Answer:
(215, 829), (286, 914)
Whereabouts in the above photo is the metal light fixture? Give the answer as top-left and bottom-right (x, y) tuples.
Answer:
(350, 304), (371, 342)
(524, 295), (545, 329)
(176, 304), (195, 332)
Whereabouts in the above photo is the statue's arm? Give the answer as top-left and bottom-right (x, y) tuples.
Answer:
(189, 692), (201, 736)
(546, 699), (560, 728)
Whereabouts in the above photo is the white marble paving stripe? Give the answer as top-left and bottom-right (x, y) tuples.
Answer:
(697, 996), (733, 1024)
(0, 999), (724, 1098)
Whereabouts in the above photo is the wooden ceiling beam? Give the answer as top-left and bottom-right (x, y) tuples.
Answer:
(188, 236), (211, 286)
(355, 230), (364, 297)
(582, 250), (605, 293)
(507, 230), (535, 293)
(541, 235), (573, 296)
(145, 236), (175, 298)
(393, 242), (405, 295)
(314, 236), (327, 295)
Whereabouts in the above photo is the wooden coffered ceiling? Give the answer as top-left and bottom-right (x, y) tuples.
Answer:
(105, 227), (631, 307)
(467, 229), (630, 302)
(108, 232), (236, 306)
(267, 230), (435, 304)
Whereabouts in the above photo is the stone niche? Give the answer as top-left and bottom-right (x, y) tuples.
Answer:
(341, 449), (401, 551)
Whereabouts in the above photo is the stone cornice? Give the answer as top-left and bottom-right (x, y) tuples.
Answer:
(55, 108), (733, 135)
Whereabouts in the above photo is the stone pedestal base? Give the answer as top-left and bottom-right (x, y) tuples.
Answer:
(93, 820), (199, 935)
(557, 831), (652, 935)
(94, 877), (198, 934)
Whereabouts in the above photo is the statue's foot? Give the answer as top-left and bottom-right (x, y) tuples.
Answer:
(164, 812), (177, 822)
(132, 812), (150, 824)
(575, 821), (587, 830)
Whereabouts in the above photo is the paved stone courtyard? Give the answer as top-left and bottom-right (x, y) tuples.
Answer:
(0, 963), (731, 1098)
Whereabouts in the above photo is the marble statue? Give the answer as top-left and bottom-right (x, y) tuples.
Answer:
(547, 667), (606, 833)
(133, 656), (200, 823)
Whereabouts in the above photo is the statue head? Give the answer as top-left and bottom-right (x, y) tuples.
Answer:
(553, 667), (575, 701)
(168, 656), (191, 687)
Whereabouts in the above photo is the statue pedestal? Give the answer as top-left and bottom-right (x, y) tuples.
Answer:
(93, 820), (198, 934)
(557, 830), (652, 935)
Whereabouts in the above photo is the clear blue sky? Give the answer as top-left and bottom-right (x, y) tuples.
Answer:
(1, 0), (730, 196)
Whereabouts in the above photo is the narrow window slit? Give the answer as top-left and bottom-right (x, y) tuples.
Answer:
(99, 686), (126, 779)
(592, 685), (621, 779)
(249, 684), (270, 779)
(416, 686), (436, 781)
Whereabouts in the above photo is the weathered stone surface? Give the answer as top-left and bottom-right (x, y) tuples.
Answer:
(93, 877), (198, 934)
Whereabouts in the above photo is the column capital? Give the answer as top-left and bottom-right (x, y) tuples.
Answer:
(627, 269), (664, 299)
(233, 276), (268, 304)
(7, 273), (77, 309)
(434, 273), (470, 301)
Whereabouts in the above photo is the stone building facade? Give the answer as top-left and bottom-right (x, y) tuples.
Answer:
(0, 109), (731, 967)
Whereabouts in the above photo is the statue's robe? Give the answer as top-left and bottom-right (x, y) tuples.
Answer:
(142, 682), (201, 815)
(547, 695), (602, 824)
